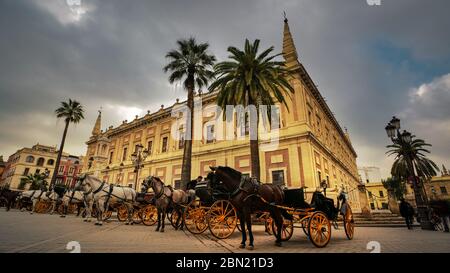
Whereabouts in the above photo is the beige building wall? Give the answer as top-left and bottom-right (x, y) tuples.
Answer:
(84, 19), (362, 212)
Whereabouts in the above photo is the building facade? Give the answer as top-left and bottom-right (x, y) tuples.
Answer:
(365, 182), (390, 211)
(0, 144), (83, 190)
(84, 19), (362, 211)
(55, 155), (84, 188)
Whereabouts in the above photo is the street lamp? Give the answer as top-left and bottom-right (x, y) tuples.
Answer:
(131, 144), (148, 190)
(384, 116), (433, 230)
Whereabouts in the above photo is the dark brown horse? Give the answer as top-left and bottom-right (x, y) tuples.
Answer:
(208, 166), (292, 249)
(0, 189), (21, 211)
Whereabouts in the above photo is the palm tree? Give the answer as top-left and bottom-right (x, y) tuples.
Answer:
(50, 99), (85, 187)
(382, 177), (406, 200)
(21, 173), (48, 190)
(386, 137), (439, 181)
(209, 39), (294, 180)
(163, 38), (216, 189)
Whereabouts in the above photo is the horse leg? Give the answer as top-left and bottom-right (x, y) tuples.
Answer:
(30, 199), (37, 214)
(245, 209), (254, 250)
(155, 208), (161, 232)
(160, 208), (166, 232)
(96, 200), (104, 226)
(238, 212), (247, 249)
(272, 208), (283, 247)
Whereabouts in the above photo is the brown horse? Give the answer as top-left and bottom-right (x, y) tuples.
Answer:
(208, 166), (292, 249)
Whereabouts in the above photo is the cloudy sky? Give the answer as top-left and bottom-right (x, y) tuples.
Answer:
(1, 0), (449, 178)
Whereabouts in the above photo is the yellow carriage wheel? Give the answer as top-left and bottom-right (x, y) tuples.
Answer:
(141, 205), (158, 226)
(132, 209), (143, 224)
(344, 206), (355, 240)
(183, 201), (208, 234)
(207, 200), (237, 240)
(308, 211), (331, 248)
(117, 205), (128, 222)
(271, 218), (294, 241)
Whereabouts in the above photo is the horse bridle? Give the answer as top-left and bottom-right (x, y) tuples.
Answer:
(147, 177), (166, 199)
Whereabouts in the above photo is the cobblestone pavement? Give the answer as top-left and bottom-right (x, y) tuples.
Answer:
(0, 210), (449, 253)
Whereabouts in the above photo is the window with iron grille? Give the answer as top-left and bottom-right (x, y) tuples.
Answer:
(272, 170), (285, 186)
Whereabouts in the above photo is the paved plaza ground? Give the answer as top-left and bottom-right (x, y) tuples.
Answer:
(0, 210), (449, 253)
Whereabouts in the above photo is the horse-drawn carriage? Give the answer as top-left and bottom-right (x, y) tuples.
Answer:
(182, 178), (239, 239)
(269, 188), (354, 248)
(187, 166), (355, 248)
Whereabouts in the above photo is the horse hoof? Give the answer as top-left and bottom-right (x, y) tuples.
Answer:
(247, 245), (254, 250)
(160, 229), (165, 233)
(275, 242), (282, 247)
(239, 244), (245, 249)
(155, 229), (159, 232)
(94, 223), (99, 225)
(125, 222), (129, 225)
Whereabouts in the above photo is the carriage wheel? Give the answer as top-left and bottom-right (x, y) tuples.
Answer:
(170, 208), (183, 229)
(132, 209), (143, 224)
(103, 210), (112, 221)
(117, 205), (129, 222)
(265, 217), (274, 235)
(344, 206), (355, 240)
(271, 218), (293, 241)
(35, 200), (47, 213)
(184, 201), (208, 234)
(308, 211), (331, 248)
(68, 203), (78, 214)
(141, 205), (158, 226)
(57, 204), (65, 215)
(207, 200), (237, 239)
(301, 216), (310, 237)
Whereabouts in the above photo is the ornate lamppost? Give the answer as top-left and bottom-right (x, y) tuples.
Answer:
(131, 144), (148, 190)
(385, 116), (433, 230)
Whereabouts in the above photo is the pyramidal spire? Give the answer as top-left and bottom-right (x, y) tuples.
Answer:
(282, 13), (300, 68)
(91, 109), (102, 136)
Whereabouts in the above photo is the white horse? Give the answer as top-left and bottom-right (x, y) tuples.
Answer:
(75, 174), (136, 226)
(18, 190), (59, 214)
(59, 190), (92, 219)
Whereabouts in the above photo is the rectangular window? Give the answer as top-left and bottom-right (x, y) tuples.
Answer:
(368, 191), (373, 198)
(174, 180), (181, 190)
(272, 170), (285, 186)
(206, 125), (215, 143)
(370, 203), (375, 210)
(109, 151), (114, 164)
(68, 167), (74, 175)
(23, 168), (30, 176)
(317, 171), (322, 185)
(379, 191), (384, 197)
(161, 137), (168, 153)
(59, 166), (64, 174)
(178, 131), (185, 149)
(122, 147), (128, 161)
(35, 169), (41, 174)
(147, 141), (153, 155)
(440, 186), (448, 194)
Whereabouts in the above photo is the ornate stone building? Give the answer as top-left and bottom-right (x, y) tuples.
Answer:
(84, 19), (362, 211)
(0, 144), (83, 190)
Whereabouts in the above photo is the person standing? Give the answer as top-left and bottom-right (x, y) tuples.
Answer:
(399, 198), (414, 229)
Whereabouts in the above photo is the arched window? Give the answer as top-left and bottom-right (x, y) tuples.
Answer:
(74, 161), (80, 165)
(47, 159), (55, 166)
(37, 157), (45, 166)
(26, 156), (35, 163)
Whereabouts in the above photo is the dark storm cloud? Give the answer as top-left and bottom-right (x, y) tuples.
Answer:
(1, 0), (449, 177)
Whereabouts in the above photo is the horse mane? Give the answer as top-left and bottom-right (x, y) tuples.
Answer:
(217, 166), (242, 180)
(152, 176), (164, 184)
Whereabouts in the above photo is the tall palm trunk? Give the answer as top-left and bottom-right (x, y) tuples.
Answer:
(250, 104), (261, 180)
(51, 119), (69, 187)
(181, 73), (195, 189)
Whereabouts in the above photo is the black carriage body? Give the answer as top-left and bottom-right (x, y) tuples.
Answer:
(135, 192), (155, 205)
(194, 181), (230, 206)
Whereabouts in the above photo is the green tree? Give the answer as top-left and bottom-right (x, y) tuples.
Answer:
(51, 99), (85, 187)
(21, 173), (48, 190)
(386, 136), (439, 181)
(209, 39), (294, 180)
(164, 38), (216, 189)
(382, 177), (406, 200)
